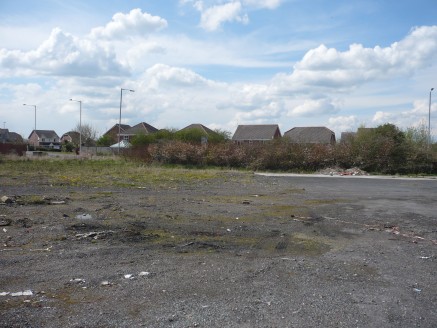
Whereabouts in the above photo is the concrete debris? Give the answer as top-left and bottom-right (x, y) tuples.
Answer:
(69, 278), (86, 284)
(1, 196), (14, 204)
(100, 281), (112, 287)
(318, 167), (368, 176)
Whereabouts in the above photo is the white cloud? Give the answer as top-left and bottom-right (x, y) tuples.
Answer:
(287, 98), (339, 117)
(184, 0), (284, 31)
(328, 115), (357, 133)
(275, 26), (437, 91)
(242, 0), (283, 9)
(142, 63), (215, 90)
(199, 2), (248, 31)
(0, 28), (129, 77)
(89, 8), (167, 40)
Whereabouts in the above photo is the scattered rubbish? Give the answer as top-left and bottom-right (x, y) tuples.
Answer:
(235, 217), (239, 220)
(69, 278), (85, 284)
(101, 281), (112, 286)
(76, 214), (93, 220)
(1, 196), (14, 204)
(0, 292), (10, 296)
(413, 288), (421, 293)
(124, 274), (134, 279)
(50, 201), (66, 205)
(75, 230), (114, 240)
(30, 246), (52, 252)
(10, 290), (33, 297)
(318, 167), (368, 176)
(226, 229), (231, 232)
(242, 200), (251, 205)
(419, 256), (431, 259)
(2, 228), (7, 232)
(0, 218), (12, 226)
(139, 271), (151, 277)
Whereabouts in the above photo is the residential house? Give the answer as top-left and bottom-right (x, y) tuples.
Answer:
(0, 128), (9, 143)
(60, 131), (80, 145)
(7, 132), (24, 143)
(340, 132), (356, 144)
(283, 127), (336, 145)
(119, 122), (159, 142)
(102, 123), (131, 144)
(178, 123), (221, 143)
(28, 130), (61, 149)
(232, 124), (282, 144)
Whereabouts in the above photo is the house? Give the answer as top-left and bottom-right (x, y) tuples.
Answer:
(283, 127), (336, 145)
(102, 123), (131, 144)
(60, 131), (80, 145)
(28, 130), (61, 149)
(119, 122), (159, 142)
(340, 132), (356, 144)
(232, 124), (282, 144)
(178, 123), (222, 143)
(8, 132), (24, 143)
(0, 129), (9, 143)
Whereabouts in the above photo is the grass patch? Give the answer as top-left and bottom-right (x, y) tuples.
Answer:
(0, 158), (246, 188)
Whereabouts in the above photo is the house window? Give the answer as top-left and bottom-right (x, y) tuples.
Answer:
(123, 136), (129, 141)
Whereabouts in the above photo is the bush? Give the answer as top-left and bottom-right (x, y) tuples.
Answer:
(125, 123), (437, 174)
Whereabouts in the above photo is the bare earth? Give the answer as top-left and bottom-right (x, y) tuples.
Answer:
(1, 171), (436, 327)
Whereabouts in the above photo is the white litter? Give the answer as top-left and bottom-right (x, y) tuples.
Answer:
(11, 290), (33, 297)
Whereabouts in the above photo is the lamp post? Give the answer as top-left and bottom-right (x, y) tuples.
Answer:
(23, 104), (37, 131)
(70, 99), (82, 155)
(429, 88), (434, 146)
(118, 88), (135, 154)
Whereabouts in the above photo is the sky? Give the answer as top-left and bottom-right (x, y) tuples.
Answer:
(1, 0), (437, 140)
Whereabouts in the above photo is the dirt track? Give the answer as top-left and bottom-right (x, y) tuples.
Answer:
(1, 171), (436, 327)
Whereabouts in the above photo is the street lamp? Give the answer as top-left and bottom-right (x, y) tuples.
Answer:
(118, 88), (135, 154)
(70, 99), (82, 155)
(23, 104), (37, 131)
(429, 88), (434, 146)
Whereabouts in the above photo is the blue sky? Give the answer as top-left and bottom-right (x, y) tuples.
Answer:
(1, 0), (436, 140)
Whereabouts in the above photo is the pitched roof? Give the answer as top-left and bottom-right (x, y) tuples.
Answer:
(61, 131), (81, 143)
(122, 122), (158, 135)
(340, 132), (356, 143)
(283, 127), (335, 144)
(8, 132), (23, 143)
(103, 124), (131, 136)
(232, 124), (281, 141)
(179, 124), (217, 136)
(28, 130), (59, 139)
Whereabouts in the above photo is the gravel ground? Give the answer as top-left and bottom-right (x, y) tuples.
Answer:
(0, 171), (436, 327)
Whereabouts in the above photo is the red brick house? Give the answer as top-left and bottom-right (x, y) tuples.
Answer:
(28, 130), (61, 149)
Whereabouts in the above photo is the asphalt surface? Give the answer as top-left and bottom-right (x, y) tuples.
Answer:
(1, 172), (436, 327)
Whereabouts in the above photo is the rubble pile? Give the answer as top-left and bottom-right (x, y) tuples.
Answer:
(318, 167), (369, 176)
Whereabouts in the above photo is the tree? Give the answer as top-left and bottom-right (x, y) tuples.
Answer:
(351, 124), (407, 173)
(96, 134), (113, 147)
(73, 123), (98, 146)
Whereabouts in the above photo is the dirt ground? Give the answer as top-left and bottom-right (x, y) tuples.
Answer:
(1, 171), (436, 327)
